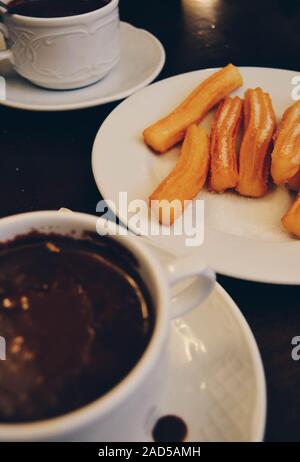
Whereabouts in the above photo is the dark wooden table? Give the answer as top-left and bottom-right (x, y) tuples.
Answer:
(1, 0), (300, 442)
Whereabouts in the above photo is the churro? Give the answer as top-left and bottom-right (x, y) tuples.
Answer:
(236, 88), (276, 197)
(149, 125), (209, 225)
(271, 100), (300, 185)
(209, 96), (243, 192)
(288, 169), (300, 192)
(143, 64), (243, 153)
(282, 193), (300, 238)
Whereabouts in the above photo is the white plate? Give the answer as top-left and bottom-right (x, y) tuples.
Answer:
(0, 22), (165, 111)
(92, 66), (300, 284)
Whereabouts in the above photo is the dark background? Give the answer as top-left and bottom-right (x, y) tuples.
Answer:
(1, 0), (300, 442)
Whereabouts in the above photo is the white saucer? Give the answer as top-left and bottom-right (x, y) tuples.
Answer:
(0, 22), (165, 111)
(85, 282), (265, 442)
(161, 284), (266, 442)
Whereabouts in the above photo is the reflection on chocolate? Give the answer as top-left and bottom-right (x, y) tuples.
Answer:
(152, 415), (188, 442)
(0, 233), (154, 423)
(8, 0), (111, 18)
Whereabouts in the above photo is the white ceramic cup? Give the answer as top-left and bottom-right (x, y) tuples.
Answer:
(0, 211), (215, 442)
(0, 0), (120, 89)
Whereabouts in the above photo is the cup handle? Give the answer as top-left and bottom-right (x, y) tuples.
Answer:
(164, 254), (216, 319)
(0, 23), (14, 64)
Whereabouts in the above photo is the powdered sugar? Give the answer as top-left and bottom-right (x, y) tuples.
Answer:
(203, 186), (293, 242)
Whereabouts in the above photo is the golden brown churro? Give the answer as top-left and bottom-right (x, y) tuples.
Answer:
(282, 193), (300, 238)
(149, 125), (210, 225)
(236, 88), (276, 197)
(209, 96), (243, 192)
(288, 169), (300, 192)
(143, 64), (243, 154)
(271, 100), (300, 185)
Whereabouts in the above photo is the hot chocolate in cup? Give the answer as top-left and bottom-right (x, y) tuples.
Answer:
(0, 211), (215, 441)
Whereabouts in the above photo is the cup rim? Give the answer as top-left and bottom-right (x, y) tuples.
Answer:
(1, 0), (118, 24)
(0, 210), (170, 441)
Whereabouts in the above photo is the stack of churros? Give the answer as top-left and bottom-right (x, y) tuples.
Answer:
(144, 64), (244, 224)
(144, 63), (300, 239)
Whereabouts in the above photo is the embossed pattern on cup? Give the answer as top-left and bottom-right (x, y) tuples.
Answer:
(1, 0), (120, 89)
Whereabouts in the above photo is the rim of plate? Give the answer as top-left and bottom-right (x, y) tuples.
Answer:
(92, 66), (300, 285)
(0, 22), (166, 112)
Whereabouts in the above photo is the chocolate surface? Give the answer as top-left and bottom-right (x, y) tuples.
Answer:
(8, 0), (111, 18)
(0, 233), (154, 423)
